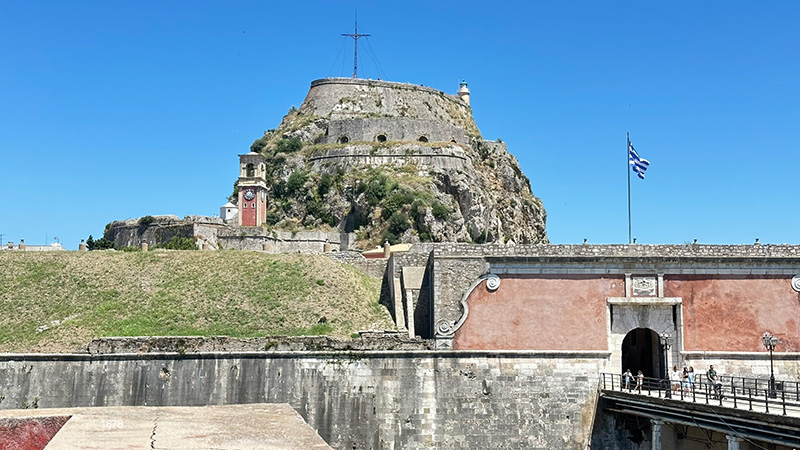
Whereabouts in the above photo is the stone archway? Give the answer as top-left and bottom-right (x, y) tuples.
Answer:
(607, 298), (682, 380)
(621, 328), (663, 379)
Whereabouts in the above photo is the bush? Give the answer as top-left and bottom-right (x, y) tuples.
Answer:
(86, 235), (114, 251)
(286, 170), (308, 196)
(361, 172), (395, 206)
(317, 173), (333, 197)
(381, 190), (414, 219)
(250, 137), (268, 153)
(276, 137), (302, 153)
(432, 201), (450, 220)
(265, 211), (281, 226)
(387, 212), (411, 235)
(138, 216), (155, 226)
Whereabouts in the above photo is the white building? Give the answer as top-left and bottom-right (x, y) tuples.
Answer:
(220, 202), (238, 222)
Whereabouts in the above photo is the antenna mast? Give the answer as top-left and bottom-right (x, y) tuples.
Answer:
(341, 13), (370, 78)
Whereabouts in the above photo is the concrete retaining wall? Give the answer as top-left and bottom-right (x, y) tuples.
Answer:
(0, 351), (607, 450)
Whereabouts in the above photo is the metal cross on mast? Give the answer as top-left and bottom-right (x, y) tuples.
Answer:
(341, 14), (370, 78)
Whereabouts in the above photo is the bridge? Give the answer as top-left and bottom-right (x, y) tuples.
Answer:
(599, 373), (800, 450)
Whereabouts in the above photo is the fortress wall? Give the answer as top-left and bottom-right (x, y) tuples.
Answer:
(665, 275), (800, 352)
(453, 275), (623, 351)
(303, 78), (478, 136)
(325, 118), (467, 144)
(0, 351), (606, 450)
(218, 231), (356, 253)
(104, 216), (226, 249)
(310, 144), (468, 172)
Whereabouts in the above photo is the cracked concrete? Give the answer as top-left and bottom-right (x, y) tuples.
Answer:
(0, 404), (332, 449)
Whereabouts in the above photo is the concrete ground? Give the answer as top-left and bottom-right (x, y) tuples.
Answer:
(0, 403), (332, 449)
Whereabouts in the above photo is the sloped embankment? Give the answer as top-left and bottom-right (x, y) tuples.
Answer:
(0, 251), (392, 353)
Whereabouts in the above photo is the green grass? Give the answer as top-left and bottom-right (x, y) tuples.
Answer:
(0, 251), (393, 352)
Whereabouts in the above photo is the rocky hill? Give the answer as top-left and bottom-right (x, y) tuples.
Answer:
(238, 78), (547, 247)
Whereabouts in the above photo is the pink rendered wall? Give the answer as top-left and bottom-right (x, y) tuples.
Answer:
(665, 275), (800, 352)
(453, 275), (623, 350)
(0, 416), (69, 450)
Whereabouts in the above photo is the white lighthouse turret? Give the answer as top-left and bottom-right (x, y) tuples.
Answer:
(457, 80), (470, 106)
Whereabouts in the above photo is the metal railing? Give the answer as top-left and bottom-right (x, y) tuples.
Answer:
(601, 372), (800, 417)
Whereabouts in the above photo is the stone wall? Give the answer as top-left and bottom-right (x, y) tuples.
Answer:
(0, 351), (607, 450)
(309, 143), (468, 172)
(217, 229), (356, 253)
(303, 78), (477, 136)
(104, 215), (227, 249)
(324, 118), (467, 145)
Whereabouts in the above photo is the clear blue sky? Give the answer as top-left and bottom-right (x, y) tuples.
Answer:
(2, 1), (799, 248)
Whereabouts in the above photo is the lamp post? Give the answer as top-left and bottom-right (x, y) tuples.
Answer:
(762, 332), (778, 398)
(659, 333), (673, 397)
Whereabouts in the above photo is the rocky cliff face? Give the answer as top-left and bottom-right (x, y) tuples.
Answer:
(241, 78), (547, 247)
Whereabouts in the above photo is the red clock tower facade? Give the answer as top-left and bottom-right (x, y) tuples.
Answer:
(237, 152), (268, 227)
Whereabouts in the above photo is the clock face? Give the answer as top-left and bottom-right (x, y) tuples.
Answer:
(243, 189), (255, 201)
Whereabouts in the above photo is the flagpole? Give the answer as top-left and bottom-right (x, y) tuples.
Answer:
(627, 132), (632, 244)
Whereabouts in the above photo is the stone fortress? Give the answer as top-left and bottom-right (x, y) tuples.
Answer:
(104, 76), (546, 251)
(5, 76), (800, 450)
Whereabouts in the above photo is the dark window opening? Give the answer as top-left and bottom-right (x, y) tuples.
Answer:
(450, 139), (457, 144)
(339, 136), (349, 144)
(376, 134), (387, 142)
(418, 136), (428, 143)
(245, 163), (255, 177)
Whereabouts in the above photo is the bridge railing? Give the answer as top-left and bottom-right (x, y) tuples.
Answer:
(600, 372), (800, 417)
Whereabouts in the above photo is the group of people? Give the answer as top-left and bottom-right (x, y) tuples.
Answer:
(670, 365), (696, 393)
(622, 364), (723, 398)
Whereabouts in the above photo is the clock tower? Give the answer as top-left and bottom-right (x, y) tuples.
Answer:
(237, 151), (268, 227)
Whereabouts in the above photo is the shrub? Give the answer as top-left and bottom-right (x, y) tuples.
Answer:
(361, 172), (395, 206)
(138, 216), (155, 226)
(250, 137), (268, 153)
(381, 190), (414, 219)
(387, 212), (411, 235)
(431, 201), (450, 220)
(265, 211), (281, 226)
(86, 235), (114, 251)
(276, 137), (302, 153)
(286, 170), (308, 196)
(318, 173), (333, 197)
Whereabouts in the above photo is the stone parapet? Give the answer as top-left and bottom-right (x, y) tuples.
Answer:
(0, 351), (606, 449)
(432, 243), (800, 261)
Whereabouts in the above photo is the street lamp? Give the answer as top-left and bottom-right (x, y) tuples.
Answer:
(659, 333), (673, 397)
(762, 332), (778, 398)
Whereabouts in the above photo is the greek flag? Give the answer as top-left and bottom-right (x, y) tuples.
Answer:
(628, 141), (650, 179)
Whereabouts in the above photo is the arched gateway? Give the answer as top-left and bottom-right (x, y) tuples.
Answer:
(620, 327), (664, 379)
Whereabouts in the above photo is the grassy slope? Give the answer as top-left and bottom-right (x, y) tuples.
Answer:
(0, 251), (393, 353)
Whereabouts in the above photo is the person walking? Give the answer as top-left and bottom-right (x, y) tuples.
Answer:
(670, 365), (682, 393)
(622, 369), (634, 391)
(635, 370), (644, 393)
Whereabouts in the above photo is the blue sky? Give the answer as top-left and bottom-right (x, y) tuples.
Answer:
(1, 1), (799, 248)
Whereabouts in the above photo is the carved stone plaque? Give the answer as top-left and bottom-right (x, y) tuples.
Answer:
(632, 276), (657, 297)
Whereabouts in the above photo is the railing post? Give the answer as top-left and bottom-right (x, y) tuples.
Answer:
(764, 390), (769, 413)
(692, 383), (696, 403)
(748, 388), (753, 411)
(732, 386), (737, 409)
(611, 373), (615, 391)
(704, 383), (709, 405)
(782, 390), (786, 416)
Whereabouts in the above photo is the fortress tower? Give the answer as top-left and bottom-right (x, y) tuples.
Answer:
(238, 77), (547, 246)
(237, 152), (267, 227)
